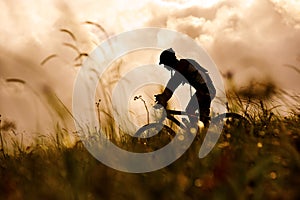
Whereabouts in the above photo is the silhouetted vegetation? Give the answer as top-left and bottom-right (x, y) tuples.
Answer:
(1, 26), (299, 199)
(0, 83), (299, 199)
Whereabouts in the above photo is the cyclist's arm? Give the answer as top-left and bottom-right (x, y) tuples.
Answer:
(161, 71), (182, 101)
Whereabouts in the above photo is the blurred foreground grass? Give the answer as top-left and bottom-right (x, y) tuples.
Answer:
(1, 77), (300, 199)
(0, 110), (299, 200)
(1, 24), (299, 199)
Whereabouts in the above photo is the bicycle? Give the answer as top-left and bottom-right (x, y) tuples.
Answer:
(133, 102), (250, 151)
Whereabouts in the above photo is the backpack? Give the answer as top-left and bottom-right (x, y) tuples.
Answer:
(185, 59), (216, 98)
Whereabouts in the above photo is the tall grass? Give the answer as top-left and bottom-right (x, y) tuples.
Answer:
(1, 27), (299, 199)
(1, 80), (299, 199)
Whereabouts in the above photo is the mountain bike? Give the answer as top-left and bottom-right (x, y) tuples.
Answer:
(133, 103), (250, 150)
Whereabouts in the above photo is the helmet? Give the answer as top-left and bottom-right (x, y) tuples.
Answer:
(159, 48), (176, 65)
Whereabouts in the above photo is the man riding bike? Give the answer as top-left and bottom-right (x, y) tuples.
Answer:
(155, 48), (216, 128)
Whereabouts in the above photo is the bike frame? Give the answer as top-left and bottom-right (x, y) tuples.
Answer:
(163, 109), (198, 128)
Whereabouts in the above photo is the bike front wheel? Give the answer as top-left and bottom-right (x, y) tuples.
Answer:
(133, 123), (176, 151)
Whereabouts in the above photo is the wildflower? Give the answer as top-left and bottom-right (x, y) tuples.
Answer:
(190, 127), (197, 135)
(257, 142), (263, 148)
(269, 171), (277, 180)
(194, 178), (203, 188)
(218, 142), (230, 149)
(178, 134), (184, 141)
(258, 131), (265, 136)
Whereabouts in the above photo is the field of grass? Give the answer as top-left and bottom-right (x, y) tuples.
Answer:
(1, 26), (299, 199)
(0, 88), (299, 200)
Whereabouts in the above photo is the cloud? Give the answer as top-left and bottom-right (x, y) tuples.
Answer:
(0, 0), (299, 134)
(145, 0), (300, 89)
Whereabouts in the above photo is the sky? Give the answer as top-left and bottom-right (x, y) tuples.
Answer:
(0, 0), (299, 137)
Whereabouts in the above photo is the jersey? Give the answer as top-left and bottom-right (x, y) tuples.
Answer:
(166, 59), (216, 98)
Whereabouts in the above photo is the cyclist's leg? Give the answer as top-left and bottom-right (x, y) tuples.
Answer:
(200, 106), (210, 128)
(185, 93), (199, 127)
(196, 92), (212, 128)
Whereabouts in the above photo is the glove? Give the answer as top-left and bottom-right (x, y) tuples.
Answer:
(154, 94), (167, 108)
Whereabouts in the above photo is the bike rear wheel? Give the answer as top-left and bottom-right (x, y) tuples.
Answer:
(211, 112), (250, 142)
(212, 112), (250, 127)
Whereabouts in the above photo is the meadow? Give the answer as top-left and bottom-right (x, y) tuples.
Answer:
(0, 81), (299, 200)
(1, 24), (299, 199)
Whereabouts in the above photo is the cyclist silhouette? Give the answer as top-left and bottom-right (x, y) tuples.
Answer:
(155, 48), (216, 128)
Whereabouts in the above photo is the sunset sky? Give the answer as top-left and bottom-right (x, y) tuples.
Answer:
(0, 0), (299, 135)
